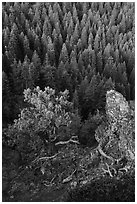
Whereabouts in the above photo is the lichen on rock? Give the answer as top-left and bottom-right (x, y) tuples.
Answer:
(95, 89), (135, 174)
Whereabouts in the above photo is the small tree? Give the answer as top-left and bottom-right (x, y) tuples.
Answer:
(7, 86), (73, 160)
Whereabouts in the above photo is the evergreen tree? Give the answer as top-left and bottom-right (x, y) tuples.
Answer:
(72, 3), (78, 24)
(31, 50), (41, 82)
(43, 16), (52, 36)
(33, 6), (41, 27)
(2, 71), (11, 124)
(56, 61), (71, 92)
(39, 65), (56, 89)
(34, 35), (41, 57)
(81, 26), (88, 49)
(94, 33), (100, 52)
(3, 27), (10, 48)
(45, 36), (55, 66)
(11, 59), (22, 94)
(23, 35), (31, 59)
(59, 43), (69, 64)
(21, 55), (30, 89)
(2, 2), (135, 126)
(72, 21), (80, 45)
(96, 51), (103, 74)
(8, 23), (19, 63)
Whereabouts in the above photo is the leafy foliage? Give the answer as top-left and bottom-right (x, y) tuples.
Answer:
(6, 87), (73, 160)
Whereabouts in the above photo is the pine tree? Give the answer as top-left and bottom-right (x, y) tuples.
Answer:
(28, 62), (37, 88)
(103, 43), (111, 63)
(72, 3), (78, 24)
(23, 35), (31, 59)
(56, 61), (70, 92)
(21, 55), (30, 89)
(78, 52), (84, 75)
(59, 43), (69, 64)
(34, 35), (41, 57)
(3, 27), (10, 48)
(43, 16), (52, 36)
(2, 71), (11, 124)
(103, 57), (114, 79)
(72, 21), (80, 45)
(41, 7), (47, 22)
(47, 36), (55, 66)
(81, 13), (87, 28)
(8, 23), (19, 63)
(31, 50), (41, 79)
(67, 17), (74, 37)
(70, 50), (78, 89)
(119, 14), (126, 33)
(35, 23), (41, 37)
(96, 51), (103, 74)
(3, 11), (10, 28)
(103, 76), (115, 92)
(88, 32), (94, 47)
(81, 26), (88, 49)
(52, 30), (62, 66)
(33, 6), (41, 27)
(94, 33), (100, 52)
(40, 65), (56, 89)
(48, 4), (54, 27)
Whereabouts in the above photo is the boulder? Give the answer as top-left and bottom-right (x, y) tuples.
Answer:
(95, 90), (135, 172)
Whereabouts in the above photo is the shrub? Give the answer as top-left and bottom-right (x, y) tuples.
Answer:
(5, 86), (73, 161)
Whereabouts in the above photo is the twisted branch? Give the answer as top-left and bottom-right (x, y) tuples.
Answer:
(97, 145), (114, 162)
(55, 136), (80, 146)
(32, 153), (59, 163)
(102, 163), (113, 177)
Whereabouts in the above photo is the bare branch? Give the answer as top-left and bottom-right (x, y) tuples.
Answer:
(105, 163), (113, 177)
(32, 153), (59, 163)
(97, 145), (114, 162)
(38, 153), (59, 161)
(102, 163), (113, 177)
(55, 136), (80, 146)
(119, 167), (128, 173)
(62, 169), (77, 183)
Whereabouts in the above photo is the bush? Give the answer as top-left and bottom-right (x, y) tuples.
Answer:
(5, 86), (74, 161)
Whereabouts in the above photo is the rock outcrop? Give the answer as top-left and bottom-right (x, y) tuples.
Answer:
(95, 90), (135, 175)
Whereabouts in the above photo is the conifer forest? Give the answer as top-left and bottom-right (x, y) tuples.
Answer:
(2, 2), (135, 202)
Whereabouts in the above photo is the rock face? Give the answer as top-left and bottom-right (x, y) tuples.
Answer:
(95, 90), (135, 172)
(106, 90), (130, 127)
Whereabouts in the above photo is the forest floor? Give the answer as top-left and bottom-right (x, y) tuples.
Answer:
(2, 142), (135, 202)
